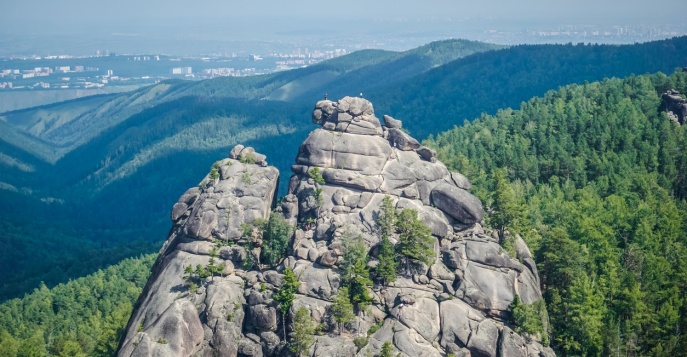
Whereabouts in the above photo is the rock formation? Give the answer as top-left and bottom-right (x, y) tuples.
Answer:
(661, 89), (687, 125)
(118, 96), (555, 357)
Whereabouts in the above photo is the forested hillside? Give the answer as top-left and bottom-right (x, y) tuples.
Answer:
(371, 37), (687, 139)
(0, 255), (154, 357)
(426, 70), (687, 356)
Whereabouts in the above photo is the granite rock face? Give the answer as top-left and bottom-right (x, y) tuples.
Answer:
(661, 89), (687, 125)
(118, 98), (555, 357)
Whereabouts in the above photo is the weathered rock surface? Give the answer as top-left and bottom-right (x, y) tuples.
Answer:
(119, 98), (554, 357)
(661, 89), (687, 125)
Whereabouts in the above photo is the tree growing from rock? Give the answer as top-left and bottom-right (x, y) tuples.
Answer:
(290, 307), (315, 357)
(240, 222), (260, 270)
(308, 167), (325, 185)
(376, 196), (399, 286)
(341, 233), (373, 311)
(490, 168), (520, 245)
(260, 213), (293, 267)
(275, 268), (300, 340)
(330, 286), (355, 334)
(378, 195), (396, 238)
(395, 209), (435, 273)
(206, 246), (225, 281)
(376, 236), (397, 286)
(379, 341), (393, 357)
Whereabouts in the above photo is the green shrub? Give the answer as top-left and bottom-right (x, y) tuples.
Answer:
(353, 336), (368, 351)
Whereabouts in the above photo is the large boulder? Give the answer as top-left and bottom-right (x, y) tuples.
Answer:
(430, 182), (484, 224)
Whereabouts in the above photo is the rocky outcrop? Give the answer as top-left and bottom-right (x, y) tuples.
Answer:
(118, 97), (555, 357)
(661, 89), (687, 125)
(118, 148), (279, 357)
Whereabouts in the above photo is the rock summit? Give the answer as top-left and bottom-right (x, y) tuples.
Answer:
(118, 96), (554, 357)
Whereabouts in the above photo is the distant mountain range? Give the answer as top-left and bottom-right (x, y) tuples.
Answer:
(1, 36), (686, 301)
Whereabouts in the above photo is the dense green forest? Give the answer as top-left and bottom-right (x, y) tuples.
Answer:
(371, 37), (687, 139)
(0, 255), (154, 357)
(426, 70), (687, 356)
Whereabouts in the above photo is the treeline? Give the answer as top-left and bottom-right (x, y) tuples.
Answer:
(371, 37), (687, 140)
(0, 255), (155, 357)
(427, 70), (687, 356)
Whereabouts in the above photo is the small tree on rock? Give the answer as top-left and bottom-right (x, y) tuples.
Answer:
(291, 307), (315, 357)
(376, 196), (399, 286)
(341, 234), (373, 311)
(330, 286), (355, 334)
(491, 168), (520, 245)
(379, 341), (393, 357)
(261, 213), (293, 267)
(376, 235), (397, 286)
(396, 209), (435, 274)
(275, 268), (300, 340)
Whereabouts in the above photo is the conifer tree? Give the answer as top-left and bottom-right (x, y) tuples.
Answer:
(275, 268), (300, 340)
(291, 307), (315, 357)
(376, 196), (398, 285)
(380, 341), (393, 357)
(376, 236), (397, 286)
(330, 286), (355, 334)
(341, 234), (373, 310)
(491, 168), (520, 245)
(395, 209), (435, 273)
(261, 213), (292, 267)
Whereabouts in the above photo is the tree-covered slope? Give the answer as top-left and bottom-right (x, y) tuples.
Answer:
(426, 70), (687, 356)
(371, 37), (687, 139)
(0, 254), (155, 357)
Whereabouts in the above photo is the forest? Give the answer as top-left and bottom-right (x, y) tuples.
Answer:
(426, 70), (687, 356)
(0, 255), (155, 356)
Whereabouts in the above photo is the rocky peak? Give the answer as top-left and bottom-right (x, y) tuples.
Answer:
(661, 89), (687, 125)
(118, 97), (555, 357)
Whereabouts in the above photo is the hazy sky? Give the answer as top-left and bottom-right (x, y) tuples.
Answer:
(3, 0), (686, 32)
(1, 0), (685, 55)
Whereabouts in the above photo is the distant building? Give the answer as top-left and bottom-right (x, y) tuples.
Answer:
(171, 67), (192, 75)
(249, 54), (263, 61)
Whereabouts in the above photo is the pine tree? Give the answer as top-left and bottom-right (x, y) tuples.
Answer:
(395, 209), (435, 273)
(376, 235), (397, 286)
(261, 213), (293, 267)
(275, 268), (300, 341)
(491, 168), (520, 245)
(330, 286), (355, 334)
(379, 341), (393, 357)
(206, 246), (225, 281)
(291, 307), (315, 357)
(341, 234), (373, 310)
(376, 196), (399, 286)
(378, 195), (396, 238)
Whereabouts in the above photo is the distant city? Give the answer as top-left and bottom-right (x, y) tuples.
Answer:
(0, 48), (348, 92)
